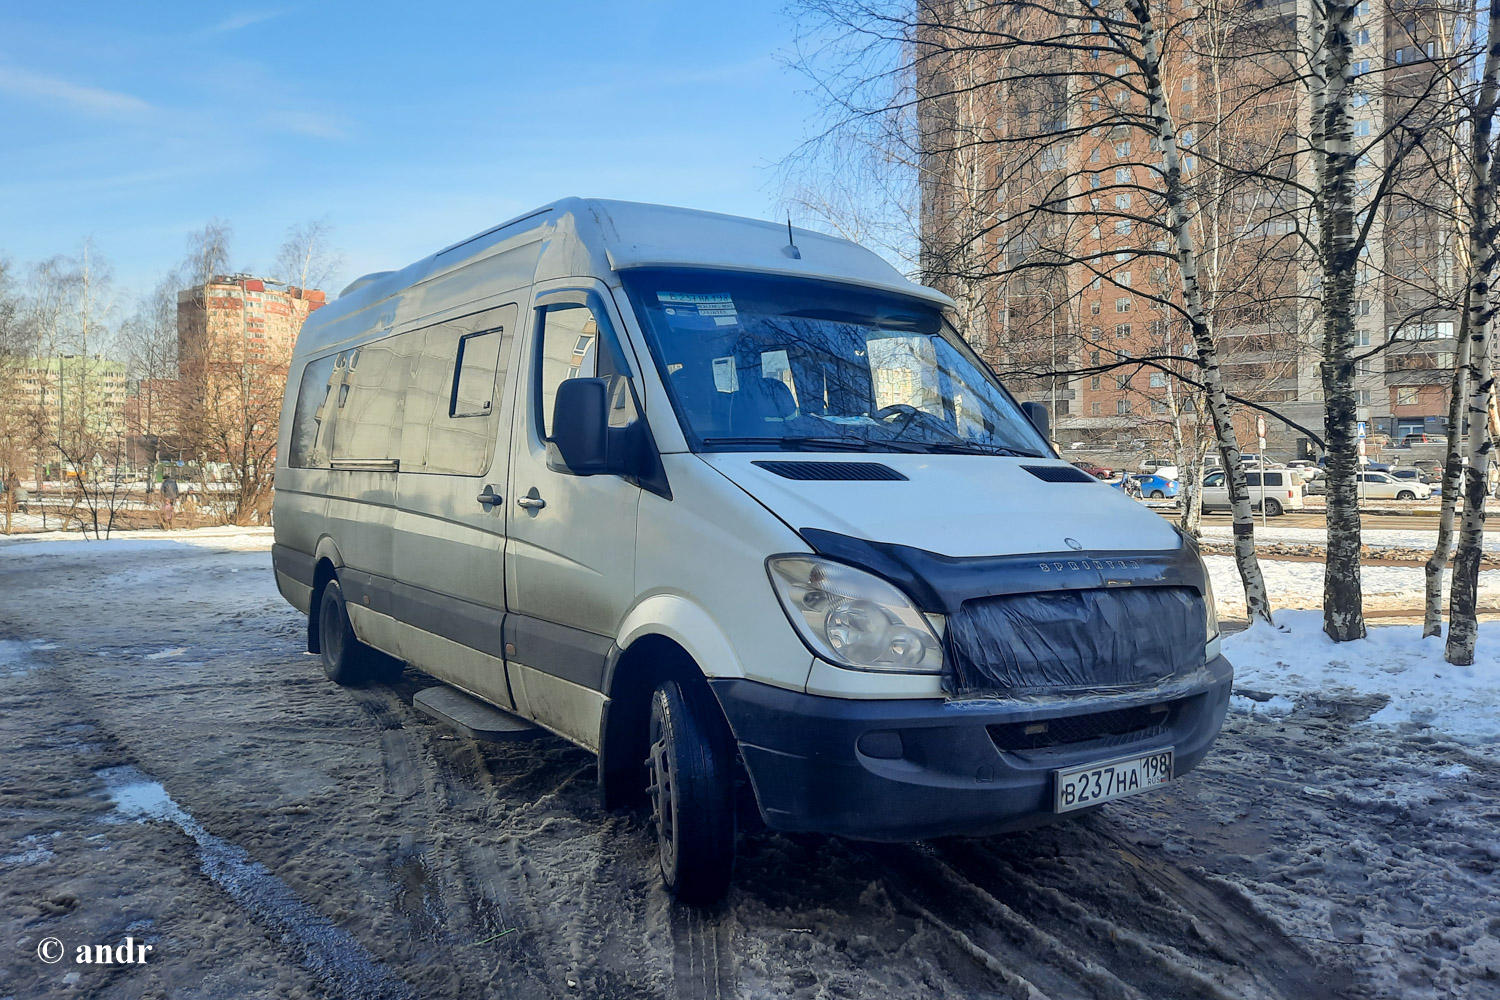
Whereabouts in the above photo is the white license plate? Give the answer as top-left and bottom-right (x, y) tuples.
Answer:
(1054, 748), (1173, 813)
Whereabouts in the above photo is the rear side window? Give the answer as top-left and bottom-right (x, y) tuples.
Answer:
(1246, 472), (1261, 486)
(288, 354), (339, 468)
(1263, 472), (1283, 486)
(330, 340), (405, 463)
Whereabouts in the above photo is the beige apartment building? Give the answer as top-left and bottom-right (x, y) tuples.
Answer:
(10, 355), (128, 464)
(918, 0), (1462, 460)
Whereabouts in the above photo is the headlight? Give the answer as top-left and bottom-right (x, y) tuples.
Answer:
(766, 555), (943, 673)
(1201, 562), (1220, 640)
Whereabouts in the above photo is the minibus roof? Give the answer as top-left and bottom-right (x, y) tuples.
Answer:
(298, 198), (953, 361)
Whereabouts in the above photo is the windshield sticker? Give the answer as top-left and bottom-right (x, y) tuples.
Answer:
(712, 356), (740, 393)
(659, 292), (739, 326)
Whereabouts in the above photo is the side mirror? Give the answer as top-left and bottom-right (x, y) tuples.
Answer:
(550, 377), (615, 475)
(1021, 401), (1051, 443)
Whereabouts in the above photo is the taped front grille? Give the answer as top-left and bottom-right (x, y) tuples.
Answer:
(944, 586), (1206, 697)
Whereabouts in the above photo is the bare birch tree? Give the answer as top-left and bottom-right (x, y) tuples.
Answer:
(1444, 0), (1500, 663)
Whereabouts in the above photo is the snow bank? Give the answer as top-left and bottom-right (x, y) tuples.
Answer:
(1200, 523), (1500, 553)
(1223, 610), (1500, 749)
(0, 525), (272, 558)
(1204, 554), (1500, 615)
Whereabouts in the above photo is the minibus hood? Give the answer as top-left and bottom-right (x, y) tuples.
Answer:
(699, 453), (1181, 558)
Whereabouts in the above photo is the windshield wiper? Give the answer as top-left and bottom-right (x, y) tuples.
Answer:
(701, 436), (879, 452)
(913, 441), (1046, 458)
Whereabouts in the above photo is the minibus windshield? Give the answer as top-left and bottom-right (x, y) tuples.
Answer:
(621, 269), (1051, 456)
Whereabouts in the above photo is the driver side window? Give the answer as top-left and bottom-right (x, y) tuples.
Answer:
(537, 302), (634, 439)
(1204, 471), (1225, 487)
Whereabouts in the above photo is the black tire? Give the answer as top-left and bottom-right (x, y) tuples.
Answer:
(317, 579), (396, 685)
(1150, 490), (1165, 499)
(1397, 490), (1415, 501)
(1262, 498), (1283, 517)
(646, 679), (736, 905)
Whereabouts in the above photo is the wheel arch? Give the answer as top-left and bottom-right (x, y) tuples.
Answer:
(306, 536), (344, 654)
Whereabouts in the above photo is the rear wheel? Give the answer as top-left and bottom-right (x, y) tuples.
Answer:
(318, 579), (398, 685)
(1397, 490), (1416, 501)
(1149, 490), (1165, 499)
(646, 679), (736, 905)
(1262, 498), (1284, 517)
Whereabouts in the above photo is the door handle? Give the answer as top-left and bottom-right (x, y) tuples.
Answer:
(477, 486), (501, 507)
(517, 487), (547, 510)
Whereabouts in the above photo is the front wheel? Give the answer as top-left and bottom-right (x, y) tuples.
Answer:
(1397, 490), (1416, 501)
(646, 680), (736, 905)
(1262, 498), (1283, 517)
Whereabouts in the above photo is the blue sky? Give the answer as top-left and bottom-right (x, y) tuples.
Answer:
(0, 3), (824, 301)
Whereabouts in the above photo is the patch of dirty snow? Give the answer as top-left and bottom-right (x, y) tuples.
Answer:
(1223, 610), (1500, 751)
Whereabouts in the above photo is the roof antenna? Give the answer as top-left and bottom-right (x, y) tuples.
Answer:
(782, 218), (802, 260)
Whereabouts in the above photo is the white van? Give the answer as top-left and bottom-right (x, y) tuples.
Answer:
(1200, 468), (1305, 516)
(272, 199), (1231, 903)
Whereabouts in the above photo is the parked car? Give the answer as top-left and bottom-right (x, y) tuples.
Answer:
(1284, 460), (1318, 481)
(269, 197), (1231, 903)
(1401, 433), (1448, 447)
(1390, 467), (1439, 486)
(1359, 471), (1432, 500)
(1409, 458), (1445, 478)
(1139, 457), (1179, 479)
(1305, 469), (1327, 496)
(1114, 473), (1180, 499)
(1069, 460), (1114, 480)
(1200, 468), (1305, 516)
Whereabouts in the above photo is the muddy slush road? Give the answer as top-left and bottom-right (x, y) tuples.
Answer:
(2, 532), (1497, 999)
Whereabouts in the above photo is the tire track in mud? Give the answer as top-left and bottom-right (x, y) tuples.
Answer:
(852, 820), (1350, 1000)
(346, 680), (561, 997)
(670, 905), (736, 1000)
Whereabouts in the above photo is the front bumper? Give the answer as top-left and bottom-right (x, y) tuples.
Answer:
(711, 654), (1232, 841)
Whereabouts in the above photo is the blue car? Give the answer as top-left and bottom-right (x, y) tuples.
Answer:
(1113, 473), (1180, 500)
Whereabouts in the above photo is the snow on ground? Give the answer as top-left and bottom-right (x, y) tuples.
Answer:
(1205, 552), (1500, 617)
(0, 524), (273, 557)
(1224, 610), (1500, 752)
(1200, 522), (1500, 553)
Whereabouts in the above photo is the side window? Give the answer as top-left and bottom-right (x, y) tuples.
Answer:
(537, 303), (629, 439)
(289, 354), (340, 468)
(1264, 472), (1282, 486)
(331, 340), (404, 463)
(452, 330), (503, 417)
(1246, 472), (1261, 486)
(401, 304), (517, 475)
(1204, 471), (1224, 487)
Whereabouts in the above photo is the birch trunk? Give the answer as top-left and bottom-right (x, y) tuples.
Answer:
(1308, 0), (1365, 641)
(1127, 0), (1272, 621)
(1445, 5), (1500, 664)
(1424, 302), (1470, 636)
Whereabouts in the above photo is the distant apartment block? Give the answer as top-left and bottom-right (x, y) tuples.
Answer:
(13, 355), (128, 453)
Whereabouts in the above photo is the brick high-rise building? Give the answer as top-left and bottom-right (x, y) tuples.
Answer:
(177, 276), (326, 375)
(175, 276), (326, 473)
(917, 0), (1462, 460)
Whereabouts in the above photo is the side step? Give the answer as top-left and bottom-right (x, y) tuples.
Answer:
(413, 686), (544, 742)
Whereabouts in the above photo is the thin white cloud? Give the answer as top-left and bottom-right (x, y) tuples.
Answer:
(0, 65), (154, 117)
(262, 109), (348, 140)
(201, 9), (287, 35)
